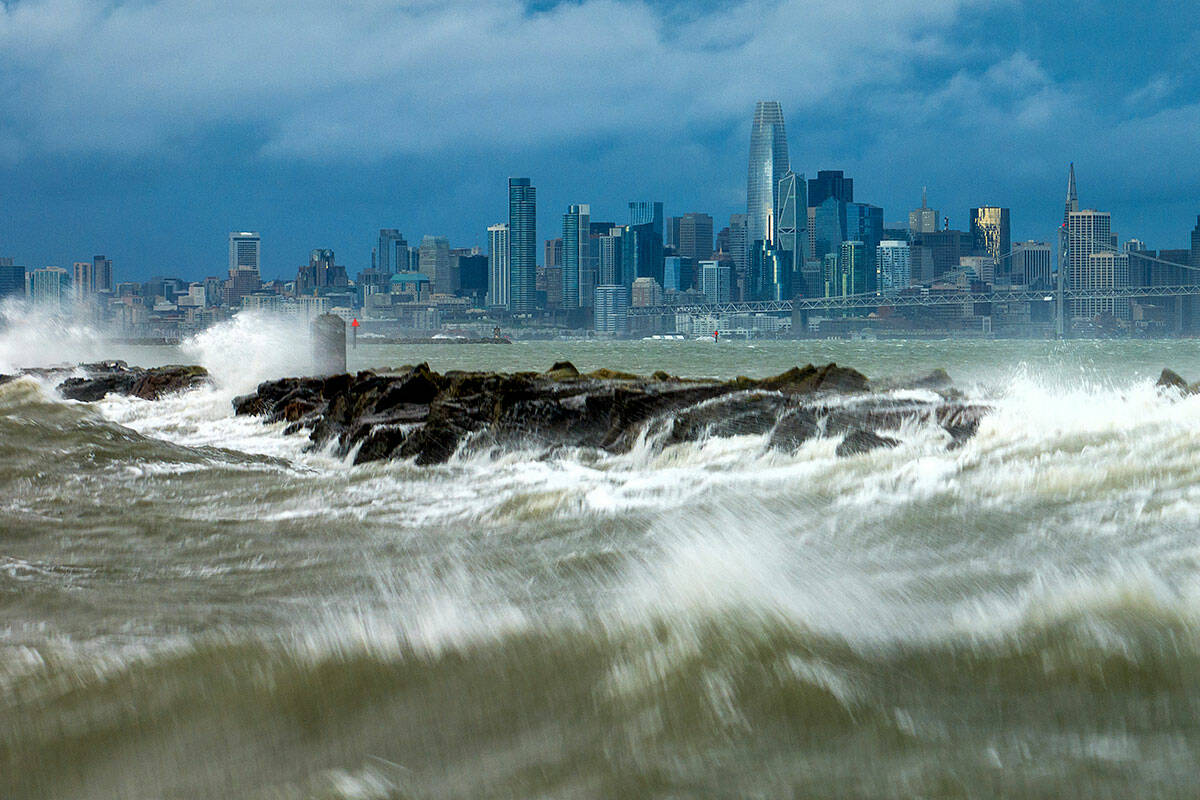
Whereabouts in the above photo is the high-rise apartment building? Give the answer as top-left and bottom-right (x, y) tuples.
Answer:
(508, 178), (537, 313)
(970, 207), (1012, 279)
(746, 101), (790, 251)
(596, 228), (623, 286)
(593, 284), (629, 334)
(487, 223), (510, 308)
(72, 262), (93, 300)
(631, 277), (664, 308)
(832, 241), (867, 297)
(562, 204), (591, 309)
(92, 256), (112, 293)
(700, 260), (733, 305)
(876, 241), (912, 294)
(28, 266), (70, 307)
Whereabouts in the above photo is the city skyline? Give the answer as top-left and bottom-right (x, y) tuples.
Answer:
(1, 1), (1198, 280)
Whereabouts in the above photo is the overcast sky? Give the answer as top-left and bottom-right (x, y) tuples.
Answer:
(1, 0), (1197, 281)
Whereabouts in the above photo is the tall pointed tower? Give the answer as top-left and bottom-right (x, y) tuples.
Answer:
(746, 101), (790, 251)
(1063, 162), (1078, 226)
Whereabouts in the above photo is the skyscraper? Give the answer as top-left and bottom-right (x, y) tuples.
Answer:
(908, 188), (940, 235)
(72, 262), (93, 300)
(629, 201), (663, 232)
(28, 266), (70, 307)
(847, 203), (884, 292)
(676, 213), (714, 263)
(727, 213), (748, 298)
(508, 178), (536, 313)
(876, 241), (912, 294)
(92, 255), (112, 293)
(776, 173), (808, 286)
(593, 284), (630, 334)
(377, 230), (408, 275)
(1012, 241), (1053, 288)
(623, 202), (664, 288)
(746, 101), (790, 252)
(1068, 209), (1122, 320)
(226, 231), (261, 308)
(487, 223), (510, 308)
(808, 171), (854, 207)
(970, 207), (1012, 280)
(0, 262), (25, 299)
(419, 236), (452, 294)
(562, 204), (591, 309)
(228, 232), (260, 273)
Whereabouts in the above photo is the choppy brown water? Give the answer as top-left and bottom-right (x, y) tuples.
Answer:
(5, 316), (1200, 798)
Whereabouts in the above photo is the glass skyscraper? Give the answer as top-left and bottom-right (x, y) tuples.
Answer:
(508, 178), (536, 313)
(561, 204), (590, 309)
(775, 171), (807, 297)
(746, 101), (790, 253)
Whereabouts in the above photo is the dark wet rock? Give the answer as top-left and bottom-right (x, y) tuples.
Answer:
(1157, 368), (1191, 394)
(836, 429), (901, 457)
(233, 362), (989, 465)
(56, 363), (209, 401)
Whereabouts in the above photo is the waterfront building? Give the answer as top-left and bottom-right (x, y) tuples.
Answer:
(746, 101), (790, 255)
(508, 178), (537, 313)
(876, 241), (911, 294)
(486, 223), (510, 308)
(594, 284), (629, 334)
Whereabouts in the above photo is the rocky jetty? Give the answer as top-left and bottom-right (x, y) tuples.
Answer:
(0, 361), (210, 401)
(233, 362), (988, 465)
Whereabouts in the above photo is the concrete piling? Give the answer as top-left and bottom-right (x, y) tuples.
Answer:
(312, 314), (347, 375)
